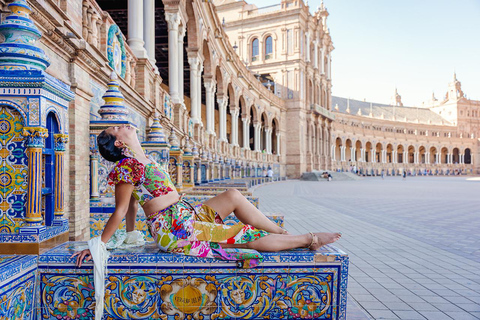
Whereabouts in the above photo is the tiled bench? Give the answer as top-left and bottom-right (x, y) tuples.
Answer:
(38, 242), (348, 319)
(0, 255), (37, 320)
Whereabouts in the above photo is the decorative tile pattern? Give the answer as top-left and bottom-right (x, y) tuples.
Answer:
(38, 242), (348, 319)
(0, 106), (28, 233)
(0, 255), (37, 320)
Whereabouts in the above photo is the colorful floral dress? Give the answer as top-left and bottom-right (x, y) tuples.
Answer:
(108, 157), (268, 268)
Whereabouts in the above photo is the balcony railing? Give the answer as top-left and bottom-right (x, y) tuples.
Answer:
(311, 104), (335, 120)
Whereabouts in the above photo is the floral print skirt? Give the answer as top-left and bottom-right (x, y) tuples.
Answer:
(145, 198), (269, 268)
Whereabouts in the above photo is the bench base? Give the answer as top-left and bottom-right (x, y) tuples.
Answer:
(38, 242), (348, 319)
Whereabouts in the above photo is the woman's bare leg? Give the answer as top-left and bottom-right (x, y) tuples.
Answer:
(202, 189), (285, 234)
(222, 232), (342, 251)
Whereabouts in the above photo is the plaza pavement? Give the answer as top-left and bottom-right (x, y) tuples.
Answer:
(253, 177), (480, 320)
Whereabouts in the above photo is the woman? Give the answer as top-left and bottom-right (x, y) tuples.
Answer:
(73, 124), (341, 269)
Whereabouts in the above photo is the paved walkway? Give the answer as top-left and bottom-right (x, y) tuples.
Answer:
(254, 177), (480, 320)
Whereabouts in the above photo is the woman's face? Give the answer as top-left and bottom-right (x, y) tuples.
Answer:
(105, 124), (136, 145)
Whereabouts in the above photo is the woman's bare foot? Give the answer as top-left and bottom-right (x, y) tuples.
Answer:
(308, 232), (342, 250)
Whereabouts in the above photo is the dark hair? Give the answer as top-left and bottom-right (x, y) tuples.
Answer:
(97, 130), (126, 162)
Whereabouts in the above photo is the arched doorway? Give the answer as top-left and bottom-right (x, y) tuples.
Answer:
(465, 148), (472, 164)
(43, 112), (60, 226)
(441, 147), (448, 164)
(375, 143), (382, 162)
(345, 139), (352, 162)
(408, 145), (415, 164)
(430, 146), (437, 164)
(386, 144), (393, 163)
(335, 138), (342, 161)
(452, 148), (459, 164)
(397, 145), (404, 163)
(419, 146), (426, 164)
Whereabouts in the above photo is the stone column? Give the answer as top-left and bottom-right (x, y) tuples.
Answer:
(243, 117), (250, 149)
(188, 56), (200, 122)
(313, 40), (319, 69)
(165, 12), (180, 103)
(197, 62), (204, 125)
(320, 47), (325, 74)
(327, 54), (332, 79)
(128, 0), (148, 58)
(143, 0), (156, 64)
(205, 79), (216, 135)
(230, 108), (239, 146)
(218, 97), (228, 142)
(22, 127), (48, 226)
(460, 154), (464, 164)
(360, 148), (365, 162)
(266, 128), (272, 154)
(305, 32), (310, 62)
(331, 145), (335, 161)
(178, 25), (186, 102)
(340, 146), (345, 162)
(253, 121), (261, 151)
(276, 132), (281, 156)
(54, 134), (68, 220)
(426, 152), (430, 164)
(90, 153), (99, 202)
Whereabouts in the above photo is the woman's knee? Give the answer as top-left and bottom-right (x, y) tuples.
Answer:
(224, 188), (242, 201)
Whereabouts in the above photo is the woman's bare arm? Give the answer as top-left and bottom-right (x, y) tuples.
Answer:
(101, 183), (135, 243)
(125, 196), (138, 232)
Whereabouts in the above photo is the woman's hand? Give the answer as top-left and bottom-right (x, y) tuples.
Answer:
(71, 249), (92, 268)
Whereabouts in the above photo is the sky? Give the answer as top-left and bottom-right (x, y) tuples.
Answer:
(248, 0), (480, 106)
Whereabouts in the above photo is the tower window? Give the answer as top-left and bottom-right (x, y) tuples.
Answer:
(265, 36), (273, 59)
(252, 38), (259, 61)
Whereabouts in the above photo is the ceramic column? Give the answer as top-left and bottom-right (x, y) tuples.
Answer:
(22, 127), (48, 226)
(54, 134), (68, 219)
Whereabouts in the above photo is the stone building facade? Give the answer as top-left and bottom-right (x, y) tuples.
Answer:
(215, 0), (335, 178)
(330, 77), (478, 175)
(216, 0), (478, 177)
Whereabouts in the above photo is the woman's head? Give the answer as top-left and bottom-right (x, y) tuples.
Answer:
(97, 125), (136, 162)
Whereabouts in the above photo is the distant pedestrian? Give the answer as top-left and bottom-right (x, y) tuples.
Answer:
(403, 170), (406, 180)
(266, 167), (273, 181)
(327, 173), (332, 182)
(381, 169), (385, 179)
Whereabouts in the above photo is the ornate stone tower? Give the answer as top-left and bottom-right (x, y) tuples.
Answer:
(89, 72), (137, 203)
(0, 0), (74, 254)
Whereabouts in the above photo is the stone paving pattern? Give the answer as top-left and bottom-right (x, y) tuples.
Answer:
(254, 177), (480, 320)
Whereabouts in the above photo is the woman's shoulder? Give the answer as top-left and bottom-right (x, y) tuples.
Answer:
(108, 157), (145, 186)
